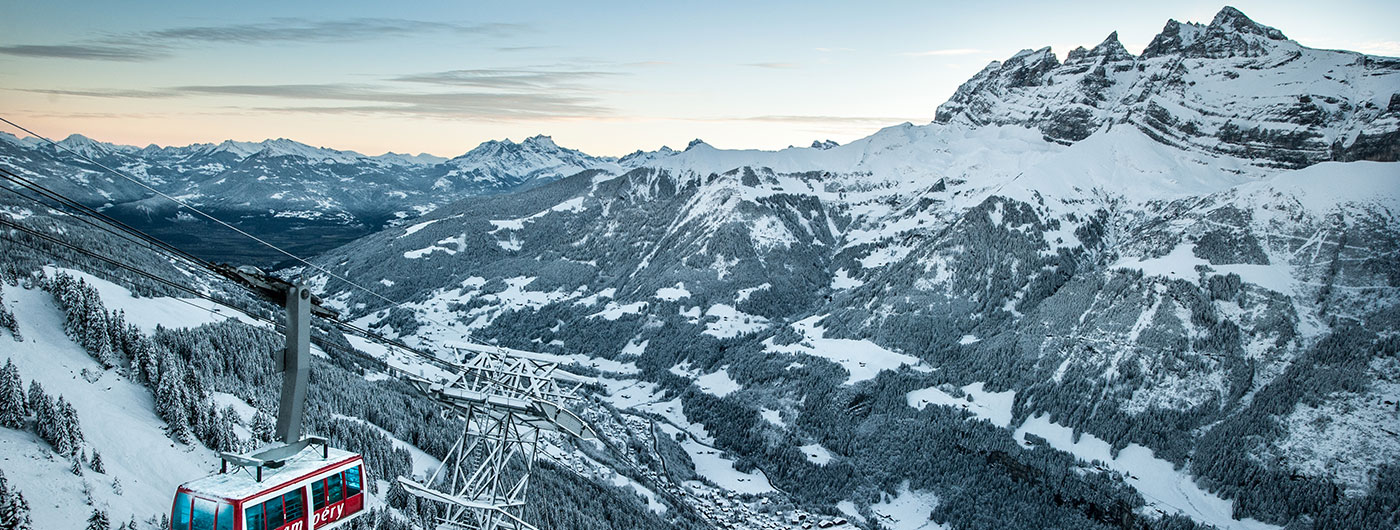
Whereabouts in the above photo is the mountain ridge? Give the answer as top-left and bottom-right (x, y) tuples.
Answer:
(299, 7), (1399, 529)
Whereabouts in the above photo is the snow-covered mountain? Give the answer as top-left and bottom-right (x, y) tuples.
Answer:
(2, 5), (1397, 530)
(933, 6), (1400, 168)
(304, 7), (1400, 530)
(0, 132), (613, 266)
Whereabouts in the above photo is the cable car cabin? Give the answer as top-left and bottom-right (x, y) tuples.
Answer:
(171, 446), (365, 530)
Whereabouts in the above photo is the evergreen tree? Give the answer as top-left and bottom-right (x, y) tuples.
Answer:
(111, 476), (122, 496)
(90, 451), (105, 474)
(33, 393), (71, 456)
(156, 371), (190, 443)
(251, 410), (275, 445)
(24, 381), (44, 420)
(70, 458), (84, 477)
(57, 397), (84, 453)
(0, 360), (24, 428)
(82, 303), (116, 369)
(0, 285), (17, 341)
(86, 509), (109, 530)
(0, 469), (34, 530)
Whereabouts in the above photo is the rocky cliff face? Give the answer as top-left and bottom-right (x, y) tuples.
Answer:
(935, 6), (1400, 168)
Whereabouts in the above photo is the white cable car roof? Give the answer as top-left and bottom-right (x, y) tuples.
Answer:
(181, 445), (360, 501)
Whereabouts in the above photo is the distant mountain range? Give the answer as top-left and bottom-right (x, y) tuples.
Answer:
(0, 131), (617, 265)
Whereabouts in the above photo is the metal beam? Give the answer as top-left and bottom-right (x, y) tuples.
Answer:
(276, 284), (312, 444)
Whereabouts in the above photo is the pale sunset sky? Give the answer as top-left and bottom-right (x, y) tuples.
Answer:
(2, 1), (1395, 157)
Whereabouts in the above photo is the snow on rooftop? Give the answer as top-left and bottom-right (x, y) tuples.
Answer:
(182, 446), (360, 501)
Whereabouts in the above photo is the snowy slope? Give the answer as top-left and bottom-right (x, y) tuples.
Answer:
(1, 286), (219, 527)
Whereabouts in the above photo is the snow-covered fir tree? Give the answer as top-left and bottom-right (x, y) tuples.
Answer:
(85, 508), (109, 530)
(23, 381), (42, 421)
(0, 469), (34, 530)
(59, 398), (83, 448)
(89, 451), (104, 474)
(0, 360), (24, 429)
(250, 410), (274, 444)
(0, 284), (17, 341)
(154, 369), (190, 444)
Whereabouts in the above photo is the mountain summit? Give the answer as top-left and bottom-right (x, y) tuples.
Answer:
(935, 6), (1400, 167)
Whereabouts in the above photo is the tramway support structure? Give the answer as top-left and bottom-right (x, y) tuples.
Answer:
(399, 346), (596, 530)
(215, 275), (338, 482)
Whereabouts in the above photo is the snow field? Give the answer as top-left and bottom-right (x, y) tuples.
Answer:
(766, 316), (924, 385)
(2, 285), (219, 528)
(1014, 415), (1279, 530)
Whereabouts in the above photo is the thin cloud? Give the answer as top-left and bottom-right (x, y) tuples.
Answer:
(394, 68), (619, 91)
(901, 48), (984, 57)
(496, 45), (558, 53)
(18, 87), (177, 98)
(744, 62), (799, 69)
(141, 19), (522, 44)
(0, 19), (523, 62)
(1350, 41), (1400, 57)
(173, 83), (613, 120)
(0, 44), (166, 62)
(739, 115), (919, 125)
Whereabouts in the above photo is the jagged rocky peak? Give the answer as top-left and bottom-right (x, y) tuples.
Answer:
(810, 139), (839, 150)
(521, 134), (558, 148)
(1066, 32), (1134, 64)
(1142, 6), (1288, 59)
(1001, 46), (1060, 88)
(933, 5), (1400, 166)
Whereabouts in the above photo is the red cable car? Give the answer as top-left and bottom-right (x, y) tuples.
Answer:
(171, 439), (366, 530)
(168, 283), (368, 530)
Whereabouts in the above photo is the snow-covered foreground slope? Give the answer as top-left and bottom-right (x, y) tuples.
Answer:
(1, 285), (218, 527)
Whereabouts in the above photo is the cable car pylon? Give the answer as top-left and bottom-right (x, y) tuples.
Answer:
(216, 281), (335, 475)
(398, 344), (596, 530)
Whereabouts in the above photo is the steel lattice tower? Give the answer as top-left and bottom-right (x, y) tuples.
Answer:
(399, 346), (594, 530)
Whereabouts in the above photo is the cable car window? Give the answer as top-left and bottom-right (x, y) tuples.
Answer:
(283, 489), (304, 523)
(216, 502), (234, 530)
(245, 502), (264, 530)
(192, 498), (216, 530)
(312, 479), (326, 510)
(172, 492), (193, 530)
(265, 495), (284, 529)
(328, 473), (344, 503)
(345, 466), (361, 497)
